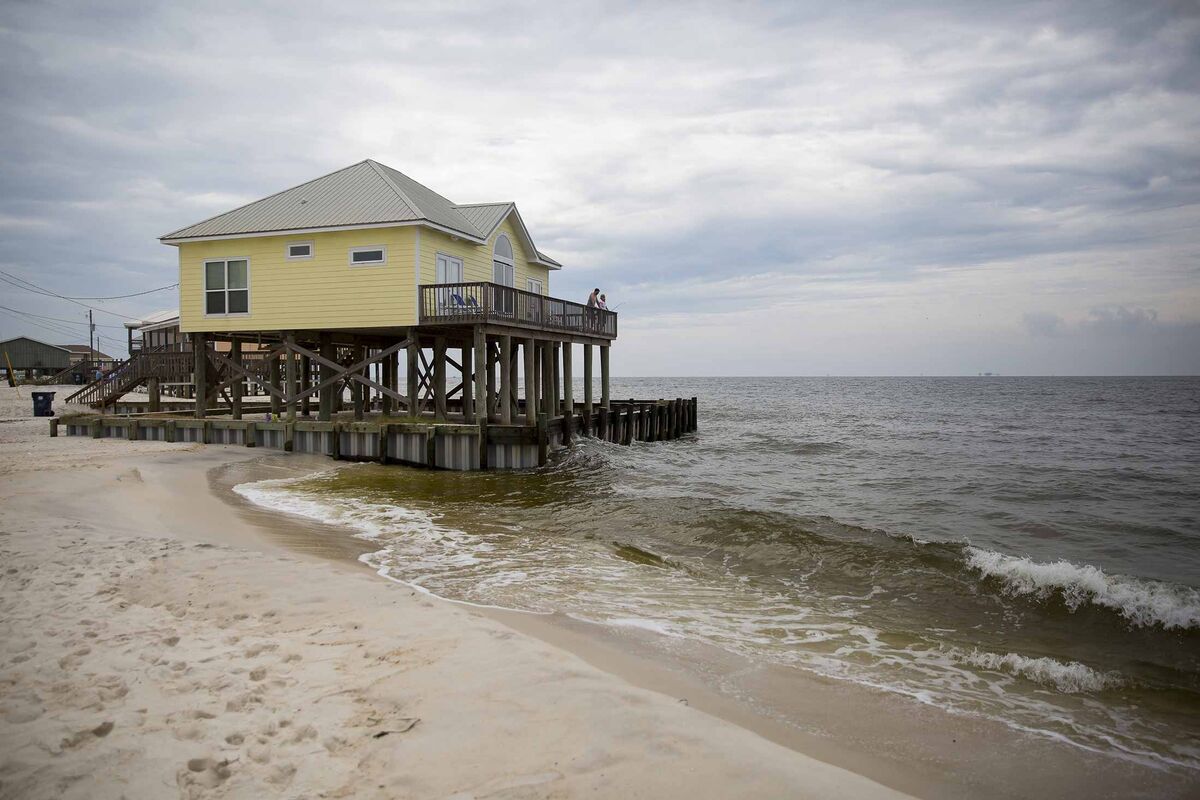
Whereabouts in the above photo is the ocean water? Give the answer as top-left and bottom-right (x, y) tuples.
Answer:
(235, 376), (1200, 773)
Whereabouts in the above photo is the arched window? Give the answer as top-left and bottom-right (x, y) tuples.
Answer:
(492, 234), (515, 286)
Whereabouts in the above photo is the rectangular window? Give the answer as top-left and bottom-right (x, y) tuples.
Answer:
(492, 261), (514, 287)
(204, 259), (250, 315)
(526, 278), (544, 294)
(286, 241), (313, 260)
(349, 246), (387, 266)
(435, 253), (463, 284)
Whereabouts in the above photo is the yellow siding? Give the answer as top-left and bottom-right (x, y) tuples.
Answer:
(419, 214), (551, 294)
(178, 213), (553, 334)
(179, 227), (419, 333)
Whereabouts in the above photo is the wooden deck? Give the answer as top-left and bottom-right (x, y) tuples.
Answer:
(419, 282), (618, 340)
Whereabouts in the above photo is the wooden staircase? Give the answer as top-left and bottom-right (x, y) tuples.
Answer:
(65, 349), (196, 409)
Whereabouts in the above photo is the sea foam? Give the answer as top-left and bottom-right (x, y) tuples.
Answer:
(950, 648), (1123, 693)
(965, 547), (1200, 630)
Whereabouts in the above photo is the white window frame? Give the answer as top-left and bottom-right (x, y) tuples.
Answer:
(349, 245), (387, 267)
(493, 234), (515, 287)
(435, 253), (464, 284)
(285, 240), (314, 260)
(526, 277), (544, 294)
(203, 257), (251, 317)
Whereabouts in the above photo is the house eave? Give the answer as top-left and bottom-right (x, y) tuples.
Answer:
(159, 219), (487, 246)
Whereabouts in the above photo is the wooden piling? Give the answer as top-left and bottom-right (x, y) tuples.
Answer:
(268, 351), (281, 417)
(473, 327), (488, 468)
(433, 336), (447, 421)
(229, 339), (242, 420)
(193, 332), (207, 419)
(500, 335), (513, 426)
(285, 334), (298, 421)
(600, 345), (610, 411)
(318, 333), (334, 421)
(561, 342), (572, 444)
(462, 341), (475, 422)
(407, 340), (420, 418)
(582, 343), (593, 435)
(300, 353), (311, 417)
(147, 377), (161, 414)
(523, 337), (537, 424)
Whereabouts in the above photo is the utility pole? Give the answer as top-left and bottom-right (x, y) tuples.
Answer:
(88, 310), (95, 364)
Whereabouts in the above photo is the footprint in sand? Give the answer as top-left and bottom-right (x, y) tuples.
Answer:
(61, 721), (115, 749)
(178, 757), (233, 792)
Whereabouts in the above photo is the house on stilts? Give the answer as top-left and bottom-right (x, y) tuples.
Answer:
(56, 160), (696, 469)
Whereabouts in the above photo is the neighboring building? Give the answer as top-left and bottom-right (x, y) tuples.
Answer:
(0, 336), (71, 378)
(124, 309), (181, 353)
(159, 159), (561, 335)
(62, 345), (117, 369)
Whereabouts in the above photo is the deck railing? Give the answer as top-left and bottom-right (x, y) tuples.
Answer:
(419, 282), (617, 339)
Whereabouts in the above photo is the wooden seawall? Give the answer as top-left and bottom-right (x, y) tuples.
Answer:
(53, 397), (698, 472)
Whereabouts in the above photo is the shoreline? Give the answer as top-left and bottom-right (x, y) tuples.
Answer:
(208, 454), (1193, 799)
(0, 391), (914, 799)
(1, 387), (1192, 798)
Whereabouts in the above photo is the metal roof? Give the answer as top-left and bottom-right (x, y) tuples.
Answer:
(456, 202), (514, 237)
(62, 344), (115, 357)
(160, 160), (484, 242)
(159, 160), (562, 268)
(123, 308), (179, 330)
(0, 336), (71, 354)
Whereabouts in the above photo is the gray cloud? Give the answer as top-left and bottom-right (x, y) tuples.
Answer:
(0, 0), (1197, 373)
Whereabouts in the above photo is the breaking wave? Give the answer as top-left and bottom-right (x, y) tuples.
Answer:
(949, 648), (1124, 693)
(964, 548), (1200, 631)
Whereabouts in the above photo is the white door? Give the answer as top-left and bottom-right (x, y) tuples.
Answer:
(435, 254), (464, 313)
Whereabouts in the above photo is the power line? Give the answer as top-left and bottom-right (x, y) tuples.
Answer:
(0, 268), (176, 301)
(0, 304), (126, 330)
(68, 284), (179, 300)
(0, 306), (86, 342)
(0, 272), (140, 321)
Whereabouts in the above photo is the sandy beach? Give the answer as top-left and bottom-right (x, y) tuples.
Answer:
(0, 385), (916, 798)
(3, 385), (1195, 800)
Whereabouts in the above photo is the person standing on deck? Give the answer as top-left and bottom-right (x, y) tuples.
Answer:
(586, 288), (600, 332)
(597, 294), (608, 310)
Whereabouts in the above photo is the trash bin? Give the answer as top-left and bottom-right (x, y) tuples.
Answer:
(32, 391), (55, 417)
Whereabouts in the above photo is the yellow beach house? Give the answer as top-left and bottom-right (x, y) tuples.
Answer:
(159, 159), (563, 334)
(58, 160), (697, 471)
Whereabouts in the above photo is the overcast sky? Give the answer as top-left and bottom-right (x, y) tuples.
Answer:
(1, 1), (1197, 375)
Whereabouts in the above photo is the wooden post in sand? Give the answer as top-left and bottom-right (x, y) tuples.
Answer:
(318, 333), (334, 422)
(583, 344), (593, 435)
(561, 342), (573, 444)
(284, 333), (297, 422)
(353, 344), (365, 422)
(523, 338), (537, 425)
(473, 326), (488, 468)
(147, 377), (161, 414)
(600, 345), (610, 412)
(462, 341), (475, 423)
(229, 339), (242, 420)
(269, 352), (281, 417)
(434, 336), (447, 421)
(499, 335), (513, 425)
(192, 332), (207, 419)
